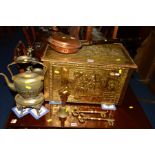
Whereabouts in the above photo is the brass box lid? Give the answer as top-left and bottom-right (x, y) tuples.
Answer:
(42, 43), (137, 69)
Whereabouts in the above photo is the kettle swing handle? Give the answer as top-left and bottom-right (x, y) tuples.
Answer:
(7, 60), (47, 78)
(30, 60), (47, 75)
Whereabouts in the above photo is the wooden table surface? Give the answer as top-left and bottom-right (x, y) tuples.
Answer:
(5, 87), (152, 129)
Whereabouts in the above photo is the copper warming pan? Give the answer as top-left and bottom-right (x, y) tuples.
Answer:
(47, 30), (127, 54)
(48, 32), (82, 54)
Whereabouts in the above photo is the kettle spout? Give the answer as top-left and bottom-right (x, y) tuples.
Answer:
(0, 73), (16, 91)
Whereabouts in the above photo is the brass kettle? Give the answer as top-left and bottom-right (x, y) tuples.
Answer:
(0, 56), (47, 97)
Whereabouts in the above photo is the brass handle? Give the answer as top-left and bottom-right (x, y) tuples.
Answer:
(7, 60), (47, 78)
(30, 60), (47, 75)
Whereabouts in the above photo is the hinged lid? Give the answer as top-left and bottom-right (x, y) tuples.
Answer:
(42, 43), (137, 69)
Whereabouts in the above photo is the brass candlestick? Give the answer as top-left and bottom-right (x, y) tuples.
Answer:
(57, 88), (70, 127)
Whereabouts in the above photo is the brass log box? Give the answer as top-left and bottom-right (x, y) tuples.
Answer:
(41, 43), (137, 105)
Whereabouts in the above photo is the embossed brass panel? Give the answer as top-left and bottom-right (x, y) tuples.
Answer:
(42, 43), (137, 105)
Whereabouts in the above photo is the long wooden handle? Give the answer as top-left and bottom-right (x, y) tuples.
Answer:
(112, 26), (119, 39)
